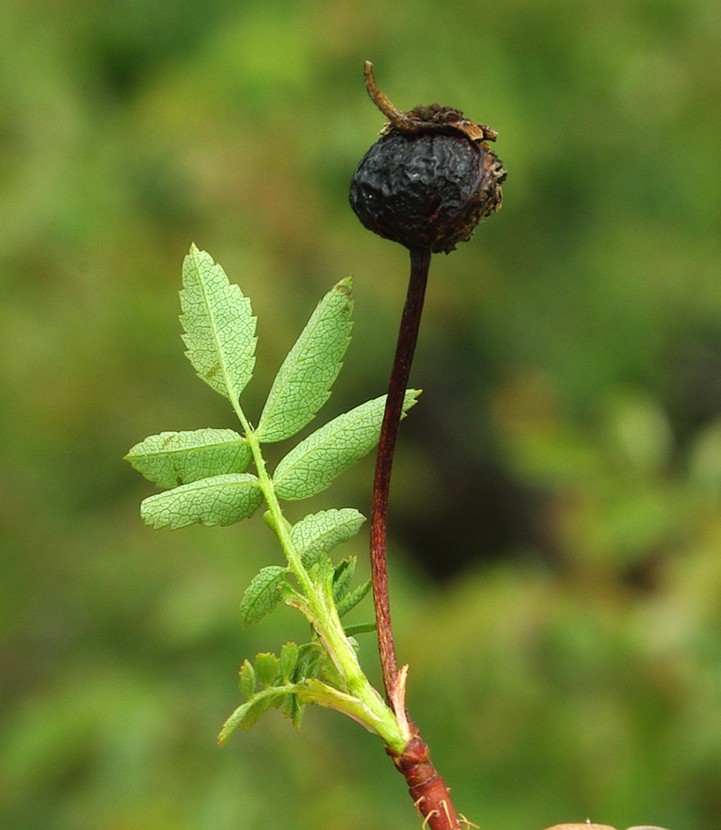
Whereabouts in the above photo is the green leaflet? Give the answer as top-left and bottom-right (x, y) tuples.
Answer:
(279, 641), (299, 683)
(125, 428), (250, 488)
(273, 390), (421, 501)
(332, 557), (357, 605)
(291, 508), (366, 567)
(219, 687), (292, 738)
(140, 473), (263, 529)
(254, 652), (282, 686)
(239, 566), (287, 626)
(239, 660), (256, 698)
(257, 278), (354, 443)
(180, 245), (257, 402)
(293, 641), (327, 683)
(337, 579), (372, 618)
(343, 621), (376, 636)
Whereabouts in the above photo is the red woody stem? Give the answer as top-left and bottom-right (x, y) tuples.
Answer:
(369, 246), (466, 829)
(370, 246), (431, 702)
(387, 725), (464, 830)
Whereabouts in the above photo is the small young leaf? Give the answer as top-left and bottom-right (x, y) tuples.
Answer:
(278, 579), (305, 610)
(306, 556), (334, 593)
(291, 508), (366, 567)
(239, 660), (256, 698)
(218, 687), (290, 741)
(294, 642), (327, 683)
(282, 692), (305, 729)
(256, 278), (354, 443)
(343, 621), (376, 636)
(238, 691), (285, 729)
(279, 642), (299, 683)
(337, 579), (372, 618)
(125, 429), (250, 488)
(254, 652), (281, 687)
(239, 566), (287, 626)
(219, 638), (367, 743)
(140, 473), (263, 529)
(332, 557), (356, 604)
(180, 246), (257, 402)
(273, 390), (421, 500)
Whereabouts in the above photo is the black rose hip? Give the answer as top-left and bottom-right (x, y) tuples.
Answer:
(349, 62), (506, 254)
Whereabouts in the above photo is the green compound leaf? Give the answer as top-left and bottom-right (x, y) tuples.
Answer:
(125, 428), (250, 488)
(140, 473), (263, 529)
(180, 245), (257, 402)
(257, 277), (354, 443)
(273, 390), (421, 501)
(290, 508), (366, 567)
(239, 565), (287, 627)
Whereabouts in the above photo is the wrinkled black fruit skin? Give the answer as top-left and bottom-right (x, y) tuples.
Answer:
(349, 132), (505, 254)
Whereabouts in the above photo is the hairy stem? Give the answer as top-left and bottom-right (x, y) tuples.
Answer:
(233, 401), (406, 751)
(370, 246), (431, 704)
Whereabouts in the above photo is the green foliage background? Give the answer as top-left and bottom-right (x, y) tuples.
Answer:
(2, 1), (721, 828)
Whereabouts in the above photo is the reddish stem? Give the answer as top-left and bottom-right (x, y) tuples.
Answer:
(369, 246), (466, 830)
(370, 246), (431, 702)
(387, 725), (464, 830)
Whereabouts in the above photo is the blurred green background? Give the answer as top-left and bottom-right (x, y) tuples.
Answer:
(2, 0), (721, 828)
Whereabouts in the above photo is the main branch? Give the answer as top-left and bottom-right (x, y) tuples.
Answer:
(370, 246), (431, 704)
(369, 247), (464, 830)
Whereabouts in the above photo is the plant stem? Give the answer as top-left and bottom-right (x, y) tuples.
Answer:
(370, 245), (431, 704)
(387, 729), (464, 830)
(232, 398), (406, 751)
(371, 247), (466, 830)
